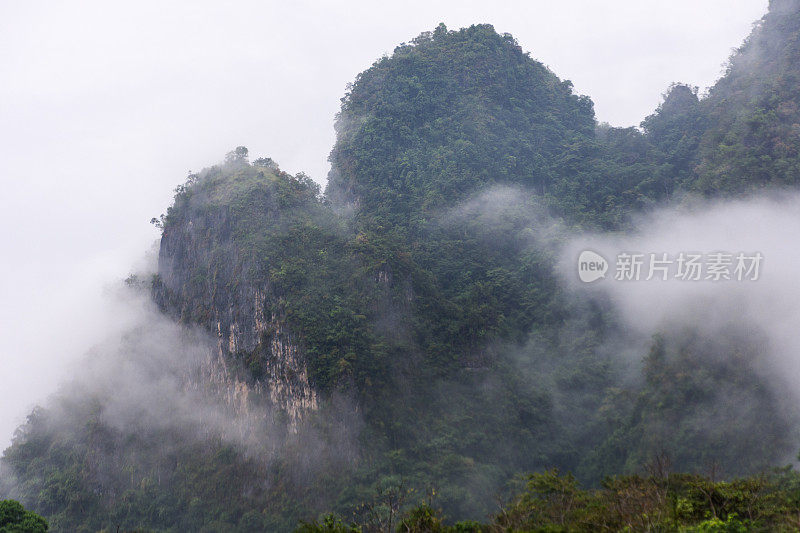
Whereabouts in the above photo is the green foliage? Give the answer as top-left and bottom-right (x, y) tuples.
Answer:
(296, 514), (361, 533)
(583, 333), (794, 481)
(492, 469), (800, 532)
(303, 469), (800, 532)
(327, 23), (596, 227)
(396, 503), (445, 532)
(0, 500), (48, 533)
(642, 2), (800, 195)
(5, 2), (800, 530)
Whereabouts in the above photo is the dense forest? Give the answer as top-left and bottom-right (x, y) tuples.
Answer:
(2, 0), (800, 531)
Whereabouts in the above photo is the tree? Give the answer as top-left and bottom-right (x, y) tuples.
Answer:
(0, 500), (48, 533)
(225, 146), (249, 164)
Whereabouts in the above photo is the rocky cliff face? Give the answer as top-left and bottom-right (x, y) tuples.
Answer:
(153, 164), (319, 429)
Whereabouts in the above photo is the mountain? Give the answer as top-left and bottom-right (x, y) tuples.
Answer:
(3, 1), (800, 530)
(643, 0), (800, 194)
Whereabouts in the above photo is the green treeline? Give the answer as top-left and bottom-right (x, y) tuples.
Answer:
(301, 468), (800, 532)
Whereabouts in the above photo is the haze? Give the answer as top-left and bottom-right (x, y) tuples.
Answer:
(0, 1), (768, 449)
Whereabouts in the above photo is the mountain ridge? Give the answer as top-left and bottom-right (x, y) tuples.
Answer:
(3, 3), (800, 530)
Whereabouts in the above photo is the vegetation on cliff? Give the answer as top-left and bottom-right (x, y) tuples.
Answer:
(3, 1), (800, 531)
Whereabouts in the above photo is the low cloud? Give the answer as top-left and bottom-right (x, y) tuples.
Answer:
(562, 192), (800, 416)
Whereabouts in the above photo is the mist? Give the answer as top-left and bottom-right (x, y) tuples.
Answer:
(564, 195), (798, 361)
(433, 183), (800, 475)
(0, 274), (362, 512)
(0, 1), (770, 453)
(558, 193), (800, 465)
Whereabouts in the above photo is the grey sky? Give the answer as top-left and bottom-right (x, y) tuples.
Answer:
(0, 0), (768, 448)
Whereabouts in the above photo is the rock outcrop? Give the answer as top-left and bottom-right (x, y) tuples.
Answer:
(153, 163), (319, 429)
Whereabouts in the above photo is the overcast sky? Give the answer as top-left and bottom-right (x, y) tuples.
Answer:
(0, 0), (769, 449)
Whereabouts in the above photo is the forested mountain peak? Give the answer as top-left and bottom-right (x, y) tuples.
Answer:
(326, 23), (595, 228)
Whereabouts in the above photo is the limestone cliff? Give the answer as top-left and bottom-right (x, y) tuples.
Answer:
(153, 157), (320, 428)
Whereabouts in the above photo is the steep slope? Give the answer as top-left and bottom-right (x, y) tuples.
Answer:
(154, 152), (321, 425)
(643, 0), (800, 194)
